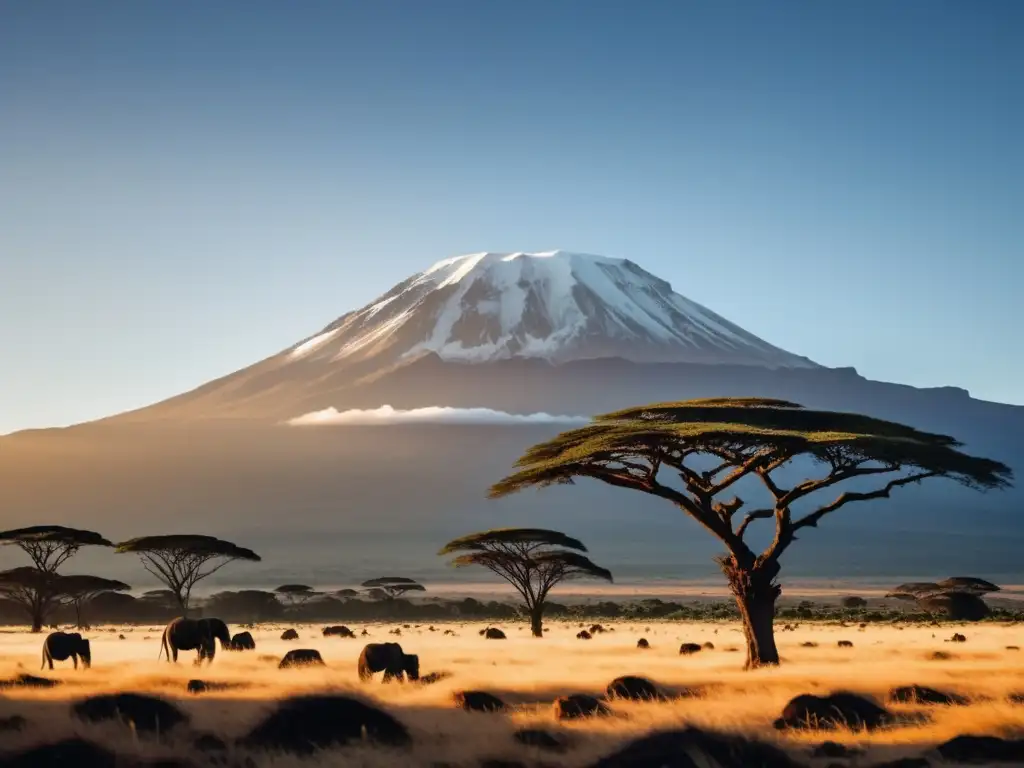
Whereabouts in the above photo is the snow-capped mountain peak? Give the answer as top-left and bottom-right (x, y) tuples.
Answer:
(287, 250), (817, 369)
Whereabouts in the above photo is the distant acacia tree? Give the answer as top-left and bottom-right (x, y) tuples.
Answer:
(59, 575), (131, 629)
(440, 528), (613, 637)
(361, 577), (426, 600)
(490, 398), (1012, 668)
(0, 568), (64, 631)
(334, 588), (360, 600)
(0, 526), (113, 632)
(274, 584), (322, 607)
(115, 535), (261, 616)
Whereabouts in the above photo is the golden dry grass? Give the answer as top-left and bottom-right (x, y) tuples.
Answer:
(1, 619), (1024, 765)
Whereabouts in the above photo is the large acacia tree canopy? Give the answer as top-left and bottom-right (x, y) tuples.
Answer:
(0, 526), (113, 548)
(115, 535), (261, 561)
(439, 528), (589, 554)
(60, 575), (131, 596)
(490, 398), (1011, 499)
(361, 577), (425, 591)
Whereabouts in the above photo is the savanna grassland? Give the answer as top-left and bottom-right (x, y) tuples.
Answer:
(2, 618), (1024, 766)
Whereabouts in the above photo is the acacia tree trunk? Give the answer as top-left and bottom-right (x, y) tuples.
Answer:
(721, 557), (782, 669)
(529, 603), (544, 637)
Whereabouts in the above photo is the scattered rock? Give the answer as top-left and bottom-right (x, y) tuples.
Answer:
(927, 651), (953, 661)
(239, 694), (411, 754)
(187, 679), (247, 694)
(279, 649), (325, 669)
(606, 675), (661, 701)
(513, 728), (566, 751)
(454, 690), (506, 712)
(589, 624), (606, 634)
(72, 693), (189, 734)
(636, 638), (650, 649)
(576, 630), (592, 640)
(888, 685), (968, 706)
(0, 715), (26, 732)
(936, 734), (1024, 763)
(838, 640), (854, 648)
(801, 641), (819, 648)
(482, 628), (506, 640)
(812, 741), (863, 758)
(0, 673), (61, 689)
(773, 692), (892, 731)
(702, 642), (715, 650)
(229, 631), (256, 650)
(585, 726), (803, 768)
(1007, 645), (1019, 650)
(679, 643), (702, 655)
(322, 625), (356, 638)
(554, 694), (611, 720)
(280, 629), (299, 641)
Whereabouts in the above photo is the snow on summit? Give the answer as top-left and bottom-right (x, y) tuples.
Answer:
(287, 250), (817, 369)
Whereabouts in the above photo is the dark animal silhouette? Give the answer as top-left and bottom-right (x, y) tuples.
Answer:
(41, 632), (91, 670)
(159, 617), (231, 664)
(279, 649), (326, 669)
(481, 627), (506, 639)
(589, 624), (606, 634)
(281, 628), (299, 640)
(679, 643), (702, 655)
(357, 642), (419, 683)
(937, 735), (1024, 763)
(637, 638), (650, 649)
(838, 640), (854, 648)
(239, 694), (411, 754)
(774, 692), (892, 731)
(454, 690), (506, 712)
(514, 728), (566, 752)
(577, 630), (592, 640)
(322, 625), (356, 638)
(72, 692), (189, 733)
(229, 631), (256, 650)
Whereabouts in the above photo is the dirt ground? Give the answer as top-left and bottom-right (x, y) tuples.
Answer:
(1, 618), (1023, 766)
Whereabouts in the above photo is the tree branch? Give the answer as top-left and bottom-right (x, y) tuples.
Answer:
(792, 471), (941, 531)
(735, 508), (774, 540)
(779, 465), (899, 508)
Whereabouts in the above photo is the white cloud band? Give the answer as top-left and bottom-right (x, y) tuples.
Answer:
(287, 404), (590, 426)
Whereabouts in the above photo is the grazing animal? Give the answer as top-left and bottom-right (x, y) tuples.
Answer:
(679, 643), (702, 655)
(229, 631), (256, 650)
(481, 627), (506, 640)
(41, 632), (91, 670)
(159, 617), (231, 664)
(577, 630), (592, 640)
(279, 649), (326, 669)
(950, 633), (967, 642)
(281, 628), (299, 640)
(838, 640), (854, 648)
(357, 642), (419, 683)
(589, 624), (606, 634)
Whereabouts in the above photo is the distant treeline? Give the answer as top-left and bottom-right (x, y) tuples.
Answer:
(4, 591), (1024, 628)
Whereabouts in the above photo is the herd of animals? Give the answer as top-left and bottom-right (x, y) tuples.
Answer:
(40, 616), (422, 682)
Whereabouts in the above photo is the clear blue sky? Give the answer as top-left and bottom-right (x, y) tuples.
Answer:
(1, 1), (1021, 434)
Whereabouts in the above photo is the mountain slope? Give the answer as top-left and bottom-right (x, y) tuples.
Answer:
(111, 250), (816, 423)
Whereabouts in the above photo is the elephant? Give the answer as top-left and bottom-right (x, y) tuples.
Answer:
(160, 617), (232, 664)
(229, 631), (256, 650)
(357, 642), (419, 683)
(322, 625), (355, 638)
(42, 631), (91, 670)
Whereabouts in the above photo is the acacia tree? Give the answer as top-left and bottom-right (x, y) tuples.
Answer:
(115, 535), (261, 616)
(274, 584), (322, 608)
(439, 528), (613, 637)
(59, 575), (131, 629)
(0, 526), (113, 632)
(361, 577), (426, 600)
(489, 398), (1012, 668)
(0, 568), (65, 631)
